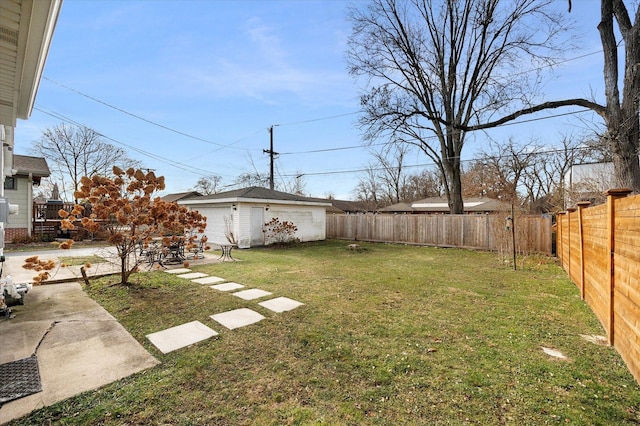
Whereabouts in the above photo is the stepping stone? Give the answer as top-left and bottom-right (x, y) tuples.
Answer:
(146, 321), (218, 354)
(232, 289), (272, 300)
(193, 276), (227, 285)
(210, 308), (265, 330)
(165, 268), (191, 274)
(210, 282), (244, 291)
(176, 272), (209, 279)
(259, 297), (304, 313)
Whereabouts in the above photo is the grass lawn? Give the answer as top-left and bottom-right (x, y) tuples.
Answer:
(12, 240), (640, 425)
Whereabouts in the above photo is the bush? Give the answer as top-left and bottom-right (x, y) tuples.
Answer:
(11, 235), (34, 244)
(263, 217), (298, 246)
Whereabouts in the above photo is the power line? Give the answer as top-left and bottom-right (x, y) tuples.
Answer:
(279, 108), (595, 156)
(279, 144), (600, 178)
(42, 76), (257, 152)
(277, 111), (360, 126)
(33, 106), (236, 178)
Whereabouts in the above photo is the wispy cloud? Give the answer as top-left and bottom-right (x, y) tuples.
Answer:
(166, 17), (355, 107)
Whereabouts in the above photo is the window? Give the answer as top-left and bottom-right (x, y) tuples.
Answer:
(4, 177), (16, 190)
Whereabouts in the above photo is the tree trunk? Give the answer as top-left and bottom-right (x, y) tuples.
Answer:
(612, 122), (640, 190)
(449, 171), (464, 214)
(443, 150), (464, 214)
(599, 0), (640, 192)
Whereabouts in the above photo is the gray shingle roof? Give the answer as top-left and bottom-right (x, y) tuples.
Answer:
(179, 186), (330, 204)
(13, 155), (50, 177)
(161, 191), (202, 203)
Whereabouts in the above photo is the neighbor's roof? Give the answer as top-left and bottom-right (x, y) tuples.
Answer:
(378, 202), (415, 213)
(13, 154), (50, 177)
(178, 186), (332, 206)
(380, 197), (509, 213)
(328, 199), (371, 213)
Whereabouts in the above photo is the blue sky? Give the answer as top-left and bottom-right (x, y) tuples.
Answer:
(15, 0), (608, 199)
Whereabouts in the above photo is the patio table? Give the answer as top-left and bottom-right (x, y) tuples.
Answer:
(218, 244), (236, 262)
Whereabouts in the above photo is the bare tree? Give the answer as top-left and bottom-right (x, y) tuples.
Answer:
(461, 160), (501, 199)
(473, 134), (605, 212)
(448, 1), (639, 191)
(347, 0), (574, 213)
(354, 163), (383, 209)
(374, 144), (412, 204)
(404, 169), (444, 200)
(593, 0), (639, 190)
(479, 139), (540, 204)
(193, 175), (222, 195)
(277, 170), (307, 196)
(31, 123), (141, 202)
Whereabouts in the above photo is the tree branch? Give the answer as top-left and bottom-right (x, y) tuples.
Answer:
(456, 99), (607, 131)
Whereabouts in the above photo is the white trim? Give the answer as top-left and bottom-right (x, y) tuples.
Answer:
(17, 0), (63, 120)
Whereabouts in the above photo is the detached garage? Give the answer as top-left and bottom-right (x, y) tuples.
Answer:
(176, 187), (331, 249)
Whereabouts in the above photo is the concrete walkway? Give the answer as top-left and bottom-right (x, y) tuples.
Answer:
(144, 267), (304, 354)
(0, 283), (159, 424)
(0, 247), (218, 424)
(0, 246), (304, 424)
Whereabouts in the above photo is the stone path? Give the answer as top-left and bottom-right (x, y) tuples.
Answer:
(145, 268), (304, 354)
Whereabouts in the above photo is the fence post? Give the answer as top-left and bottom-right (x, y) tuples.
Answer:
(566, 207), (576, 282)
(576, 201), (591, 300)
(605, 188), (632, 346)
(556, 212), (565, 264)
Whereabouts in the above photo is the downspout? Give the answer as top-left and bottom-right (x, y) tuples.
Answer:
(28, 173), (33, 237)
(0, 126), (5, 259)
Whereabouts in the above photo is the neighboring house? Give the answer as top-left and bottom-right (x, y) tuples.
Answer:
(379, 197), (510, 214)
(0, 0), (62, 251)
(4, 155), (50, 241)
(325, 199), (371, 214)
(563, 162), (616, 208)
(176, 186), (332, 249)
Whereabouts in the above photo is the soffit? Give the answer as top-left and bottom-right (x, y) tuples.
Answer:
(0, 0), (62, 127)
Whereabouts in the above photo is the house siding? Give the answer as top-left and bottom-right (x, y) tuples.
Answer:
(5, 175), (30, 231)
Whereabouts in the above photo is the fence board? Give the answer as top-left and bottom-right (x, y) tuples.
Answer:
(556, 190), (640, 384)
(326, 213), (551, 254)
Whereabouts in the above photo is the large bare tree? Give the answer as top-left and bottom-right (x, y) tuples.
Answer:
(446, 1), (639, 192)
(594, 0), (639, 190)
(348, 0), (574, 213)
(31, 123), (141, 202)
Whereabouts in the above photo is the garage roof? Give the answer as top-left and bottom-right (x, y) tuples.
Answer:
(179, 186), (331, 206)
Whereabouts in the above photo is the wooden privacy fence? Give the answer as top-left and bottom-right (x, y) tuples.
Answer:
(326, 213), (552, 255)
(556, 189), (640, 383)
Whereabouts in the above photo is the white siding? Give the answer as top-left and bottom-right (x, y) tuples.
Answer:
(266, 205), (326, 242)
(5, 176), (30, 229)
(184, 200), (326, 249)
(190, 205), (235, 247)
(237, 204), (253, 248)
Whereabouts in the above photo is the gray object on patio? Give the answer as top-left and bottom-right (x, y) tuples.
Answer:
(0, 356), (42, 405)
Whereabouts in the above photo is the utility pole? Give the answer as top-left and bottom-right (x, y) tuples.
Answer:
(264, 125), (279, 190)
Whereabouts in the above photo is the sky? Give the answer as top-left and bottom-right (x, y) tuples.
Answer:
(14, 0), (610, 200)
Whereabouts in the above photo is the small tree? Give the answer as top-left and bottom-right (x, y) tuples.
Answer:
(262, 218), (298, 246)
(32, 123), (142, 202)
(59, 167), (207, 285)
